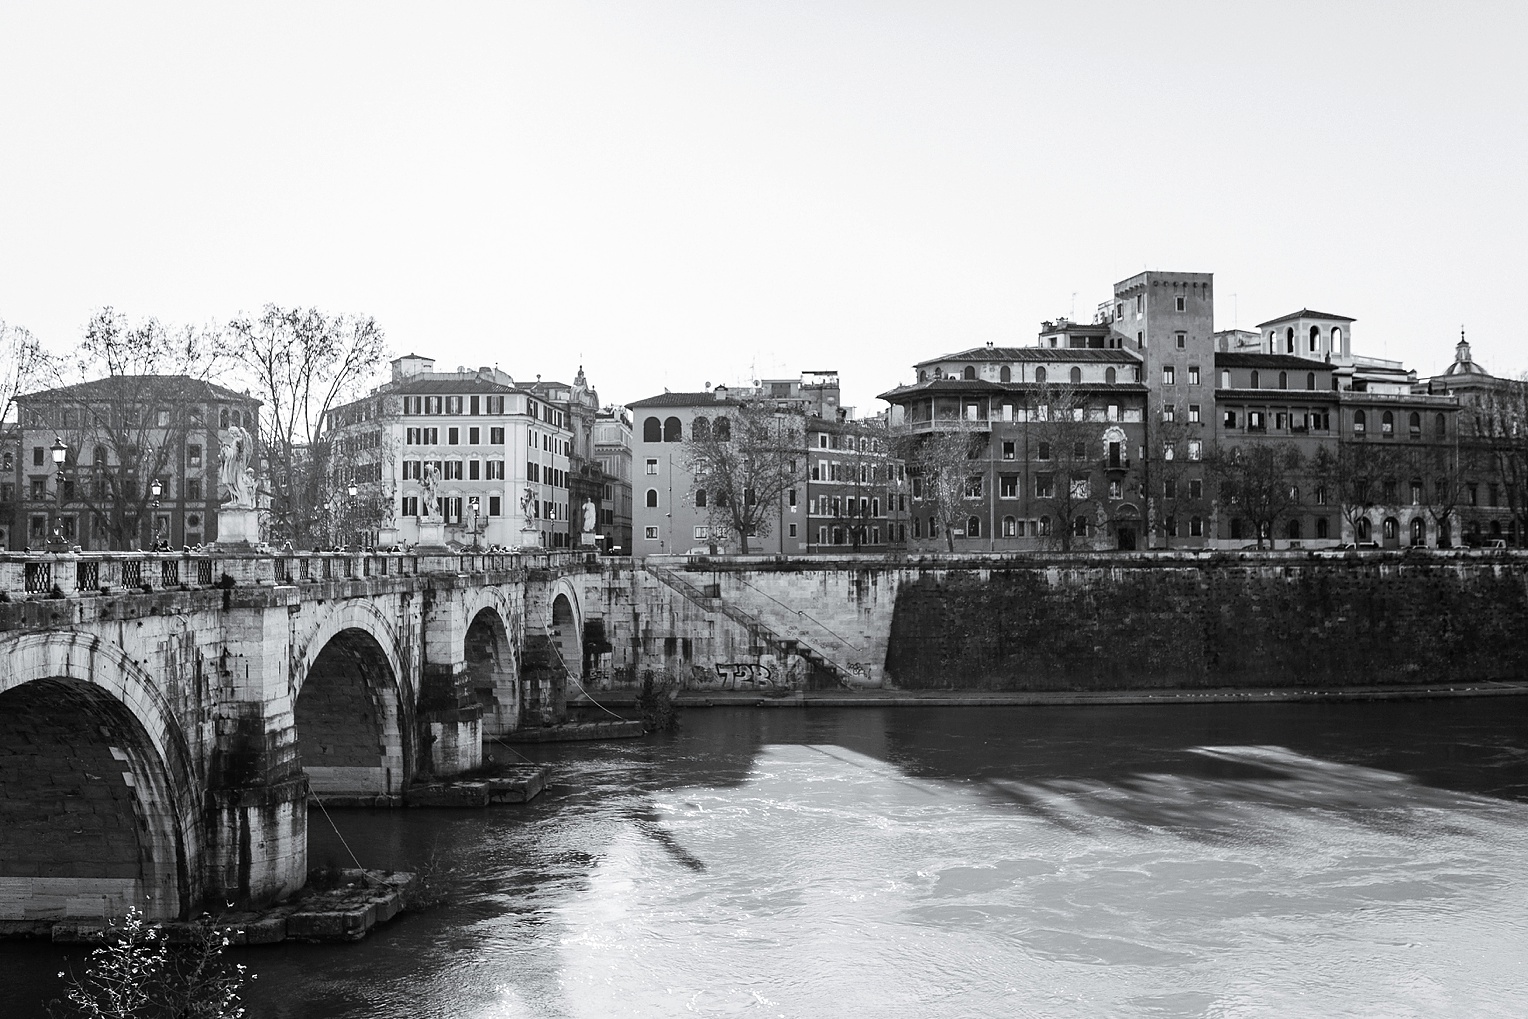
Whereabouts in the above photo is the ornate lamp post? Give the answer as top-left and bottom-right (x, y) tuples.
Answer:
(468, 495), (481, 551)
(48, 437), (68, 551)
(347, 479), (358, 549)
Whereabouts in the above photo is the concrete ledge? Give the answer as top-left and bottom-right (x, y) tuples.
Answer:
(406, 781), (490, 808)
(502, 719), (645, 742)
(488, 766), (548, 804)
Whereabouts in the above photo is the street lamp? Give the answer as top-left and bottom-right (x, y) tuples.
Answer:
(468, 495), (481, 551)
(346, 480), (358, 548)
(149, 478), (165, 550)
(48, 437), (69, 551)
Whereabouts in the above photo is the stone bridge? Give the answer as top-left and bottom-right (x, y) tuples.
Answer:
(0, 548), (595, 928)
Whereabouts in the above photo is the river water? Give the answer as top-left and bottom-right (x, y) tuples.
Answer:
(5, 700), (1528, 1017)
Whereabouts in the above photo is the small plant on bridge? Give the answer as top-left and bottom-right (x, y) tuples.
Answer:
(49, 907), (251, 1019)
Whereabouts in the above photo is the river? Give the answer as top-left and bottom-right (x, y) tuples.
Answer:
(5, 699), (1528, 1017)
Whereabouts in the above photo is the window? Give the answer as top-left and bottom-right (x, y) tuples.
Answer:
(1381, 411), (1394, 436)
(643, 417), (662, 442)
(1037, 441), (1050, 461)
(1278, 371), (1288, 390)
(1435, 413), (1447, 439)
(646, 458), (658, 475)
(487, 459), (505, 480)
(1189, 404), (1200, 423)
(695, 489), (707, 508)
(1248, 411), (1265, 431)
(1250, 370), (1260, 389)
(1408, 412), (1421, 439)
(1164, 442), (1176, 461)
(1106, 367), (1117, 385)
(963, 365), (976, 380)
(1224, 410), (1238, 428)
(1002, 440), (1015, 460)
(1410, 480), (1422, 505)
(1035, 367), (1047, 384)
(1190, 516), (1203, 537)
(693, 525), (709, 540)
(1072, 515), (1088, 537)
(490, 427), (505, 444)
(1070, 367), (1081, 385)
(469, 427), (480, 444)
(1002, 515), (1017, 536)
(448, 427), (459, 444)
(1035, 473), (1054, 498)
(443, 460), (463, 480)
(1163, 366), (1175, 385)
(1164, 515), (1177, 537)
(1000, 366), (1011, 383)
(646, 489), (658, 508)
(966, 515), (981, 537)
(1188, 440), (1201, 460)
(1163, 404), (1176, 423)
(1000, 474), (1018, 498)
(1354, 410), (1367, 434)
(1187, 366), (1199, 386)
(1038, 515), (1051, 536)
(1307, 372), (1316, 391)
(401, 495), (418, 516)
(1221, 368), (1230, 388)
(645, 526), (659, 540)
(187, 479), (202, 500)
(188, 444), (202, 467)
(789, 523), (797, 538)
(664, 417), (683, 441)
(31, 446), (42, 467)
(714, 418), (731, 441)
(1175, 296), (1186, 312)
(964, 476), (983, 498)
(1175, 331), (1186, 349)
(1109, 479), (1122, 499)
(1316, 517), (1329, 539)
(1190, 478), (1203, 500)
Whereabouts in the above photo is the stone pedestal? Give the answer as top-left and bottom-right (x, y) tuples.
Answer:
(416, 519), (448, 552)
(520, 527), (542, 549)
(214, 507), (260, 550)
(580, 531), (598, 549)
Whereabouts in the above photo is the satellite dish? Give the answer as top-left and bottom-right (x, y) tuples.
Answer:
(704, 381), (711, 389)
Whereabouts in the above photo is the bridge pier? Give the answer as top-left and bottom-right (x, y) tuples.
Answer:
(420, 584), (483, 777)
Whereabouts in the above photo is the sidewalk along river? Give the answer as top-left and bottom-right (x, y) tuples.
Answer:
(5, 698), (1527, 1018)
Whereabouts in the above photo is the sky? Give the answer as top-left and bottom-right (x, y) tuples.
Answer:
(1, 1), (1524, 416)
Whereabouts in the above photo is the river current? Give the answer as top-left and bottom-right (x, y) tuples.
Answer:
(5, 700), (1528, 1017)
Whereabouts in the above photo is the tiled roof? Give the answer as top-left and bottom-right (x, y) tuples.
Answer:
(917, 347), (1140, 367)
(1255, 309), (1356, 327)
(389, 377), (518, 395)
(22, 375), (259, 405)
(1215, 353), (1330, 370)
(627, 391), (738, 408)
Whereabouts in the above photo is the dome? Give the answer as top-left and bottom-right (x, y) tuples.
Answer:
(1443, 330), (1488, 376)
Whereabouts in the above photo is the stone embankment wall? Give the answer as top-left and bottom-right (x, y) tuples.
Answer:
(581, 553), (1528, 693)
(884, 555), (1528, 690)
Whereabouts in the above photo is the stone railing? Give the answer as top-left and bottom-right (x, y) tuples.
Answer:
(0, 549), (593, 599)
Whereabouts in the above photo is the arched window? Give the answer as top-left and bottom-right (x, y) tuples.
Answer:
(663, 416), (683, 442)
(1316, 517), (1329, 539)
(1382, 517), (1399, 541)
(1038, 515), (1051, 536)
(1105, 367), (1116, 384)
(219, 408), (230, 429)
(1287, 519), (1301, 540)
(1073, 515), (1088, 536)
(1356, 517), (1371, 541)
(999, 366), (1011, 383)
(1002, 515), (1017, 536)
(1278, 371), (1288, 390)
(714, 417), (731, 441)
(1309, 326), (1320, 352)
(1286, 327), (1295, 353)
(1354, 410), (1367, 434)
(645, 489), (658, 508)
(1435, 413), (1446, 438)
(692, 416), (710, 441)
(967, 515), (981, 538)
(1381, 411), (1394, 436)
(962, 365), (976, 380)
(695, 489), (707, 508)
(1307, 372), (1316, 391)
(928, 516), (938, 536)
(1332, 327), (1342, 353)
(1250, 370), (1260, 389)
(92, 445), (107, 467)
(1035, 367), (1047, 384)
(1268, 332), (1276, 354)
(643, 417), (662, 442)
(1411, 518), (1426, 546)
(918, 370), (927, 382)
(912, 517), (922, 538)
(1070, 367), (1082, 385)
(1408, 412), (1421, 439)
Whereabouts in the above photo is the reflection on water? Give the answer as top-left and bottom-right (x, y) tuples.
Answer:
(4, 700), (1528, 1018)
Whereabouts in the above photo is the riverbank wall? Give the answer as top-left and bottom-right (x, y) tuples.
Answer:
(571, 552), (1528, 695)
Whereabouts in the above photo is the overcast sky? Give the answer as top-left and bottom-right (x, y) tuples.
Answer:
(1, 2), (1523, 414)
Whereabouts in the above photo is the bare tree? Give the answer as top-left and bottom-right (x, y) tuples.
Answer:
(824, 418), (896, 550)
(37, 309), (232, 550)
(1207, 441), (1305, 548)
(227, 306), (388, 547)
(682, 400), (801, 554)
(0, 318), (62, 425)
(1310, 439), (1404, 543)
(1465, 376), (1528, 544)
(1024, 382), (1104, 552)
(899, 420), (982, 553)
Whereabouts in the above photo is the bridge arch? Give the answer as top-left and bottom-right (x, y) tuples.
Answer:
(463, 598), (520, 737)
(294, 602), (411, 798)
(0, 631), (199, 921)
(548, 577), (584, 684)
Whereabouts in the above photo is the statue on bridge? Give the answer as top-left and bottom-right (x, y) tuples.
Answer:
(421, 461), (441, 521)
(219, 424), (256, 510)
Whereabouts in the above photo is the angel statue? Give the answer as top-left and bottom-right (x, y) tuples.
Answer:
(218, 424), (255, 510)
(421, 461), (441, 520)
